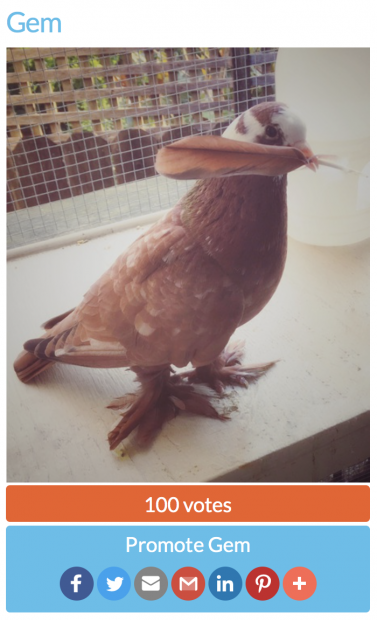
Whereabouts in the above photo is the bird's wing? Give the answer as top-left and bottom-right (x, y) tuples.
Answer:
(156, 135), (309, 180)
(107, 578), (113, 586)
(25, 211), (244, 369)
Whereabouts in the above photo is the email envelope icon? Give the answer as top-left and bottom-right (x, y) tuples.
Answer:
(179, 577), (198, 591)
(141, 576), (160, 591)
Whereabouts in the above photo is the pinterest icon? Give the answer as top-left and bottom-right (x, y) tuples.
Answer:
(246, 567), (280, 601)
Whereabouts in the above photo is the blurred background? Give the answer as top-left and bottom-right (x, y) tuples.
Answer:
(6, 47), (278, 249)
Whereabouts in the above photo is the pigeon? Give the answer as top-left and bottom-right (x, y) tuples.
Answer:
(107, 576), (123, 591)
(14, 102), (317, 450)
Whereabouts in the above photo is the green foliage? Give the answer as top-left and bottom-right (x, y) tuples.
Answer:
(23, 58), (35, 71)
(81, 120), (93, 132)
(44, 56), (57, 69)
(9, 47), (276, 140)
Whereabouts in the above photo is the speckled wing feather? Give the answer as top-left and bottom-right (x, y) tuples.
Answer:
(155, 135), (309, 180)
(24, 207), (244, 370)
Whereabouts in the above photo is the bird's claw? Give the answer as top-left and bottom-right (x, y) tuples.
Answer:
(107, 374), (223, 450)
(178, 341), (277, 394)
(107, 394), (136, 411)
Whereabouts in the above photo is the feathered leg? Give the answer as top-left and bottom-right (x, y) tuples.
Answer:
(178, 341), (276, 394)
(107, 366), (225, 450)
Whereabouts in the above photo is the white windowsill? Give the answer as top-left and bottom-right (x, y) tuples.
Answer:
(7, 222), (369, 483)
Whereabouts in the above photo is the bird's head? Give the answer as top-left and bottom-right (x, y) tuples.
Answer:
(156, 101), (318, 180)
(222, 102), (317, 170)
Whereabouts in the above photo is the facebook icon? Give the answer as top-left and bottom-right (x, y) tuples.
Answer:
(71, 574), (81, 592)
(60, 567), (94, 601)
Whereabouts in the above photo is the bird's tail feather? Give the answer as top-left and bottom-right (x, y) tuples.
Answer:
(13, 350), (54, 383)
(41, 307), (75, 330)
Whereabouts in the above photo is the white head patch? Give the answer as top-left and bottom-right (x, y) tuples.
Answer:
(222, 112), (264, 143)
(271, 108), (307, 146)
(222, 105), (307, 146)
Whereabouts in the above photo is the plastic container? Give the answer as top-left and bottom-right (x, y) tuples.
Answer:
(275, 48), (370, 246)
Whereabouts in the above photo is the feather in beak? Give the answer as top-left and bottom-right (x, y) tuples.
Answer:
(156, 135), (311, 180)
(290, 141), (318, 172)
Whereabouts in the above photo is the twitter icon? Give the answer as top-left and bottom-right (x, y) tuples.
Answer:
(107, 576), (123, 592)
(97, 567), (131, 600)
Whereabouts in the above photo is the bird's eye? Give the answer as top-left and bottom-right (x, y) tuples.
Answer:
(265, 125), (278, 138)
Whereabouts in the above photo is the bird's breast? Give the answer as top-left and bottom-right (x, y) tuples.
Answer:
(181, 174), (288, 324)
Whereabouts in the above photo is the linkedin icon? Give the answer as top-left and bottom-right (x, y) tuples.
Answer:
(208, 567), (242, 600)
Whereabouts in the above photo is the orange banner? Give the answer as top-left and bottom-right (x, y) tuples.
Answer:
(6, 484), (369, 523)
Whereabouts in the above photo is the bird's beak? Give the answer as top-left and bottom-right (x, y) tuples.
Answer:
(290, 141), (318, 172)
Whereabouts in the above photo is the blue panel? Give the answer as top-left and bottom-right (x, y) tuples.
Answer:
(6, 525), (370, 612)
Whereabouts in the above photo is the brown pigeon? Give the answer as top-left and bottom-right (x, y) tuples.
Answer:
(14, 102), (317, 450)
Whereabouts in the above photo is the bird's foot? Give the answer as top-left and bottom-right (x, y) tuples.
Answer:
(178, 340), (276, 394)
(107, 367), (225, 450)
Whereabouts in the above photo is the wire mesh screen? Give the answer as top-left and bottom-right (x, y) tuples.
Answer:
(7, 47), (278, 249)
(322, 458), (370, 483)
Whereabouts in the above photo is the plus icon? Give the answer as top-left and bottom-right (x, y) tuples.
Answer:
(284, 567), (316, 600)
(293, 576), (306, 590)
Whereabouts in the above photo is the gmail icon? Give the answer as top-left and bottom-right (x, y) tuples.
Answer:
(180, 577), (198, 591)
(172, 568), (205, 600)
(142, 575), (160, 591)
